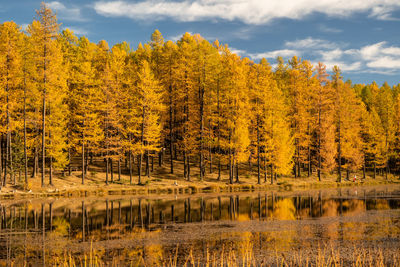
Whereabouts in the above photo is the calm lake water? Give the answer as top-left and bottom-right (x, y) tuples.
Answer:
(0, 185), (400, 266)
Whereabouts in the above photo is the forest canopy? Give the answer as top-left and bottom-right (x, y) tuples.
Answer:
(1, 3), (400, 188)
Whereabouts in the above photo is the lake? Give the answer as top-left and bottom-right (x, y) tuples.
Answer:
(0, 185), (399, 266)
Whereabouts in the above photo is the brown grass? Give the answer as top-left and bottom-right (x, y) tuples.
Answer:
(0, 156), (398, 199)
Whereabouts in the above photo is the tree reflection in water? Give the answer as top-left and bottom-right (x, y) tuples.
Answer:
(0, 186), (399, 265)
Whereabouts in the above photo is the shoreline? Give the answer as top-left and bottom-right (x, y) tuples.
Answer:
(0, 175), (398, 200)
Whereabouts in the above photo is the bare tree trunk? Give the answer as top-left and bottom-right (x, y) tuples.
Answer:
(235, 160), (239, 183)
(229, 131), (233, 184)
(129, 150), (132, 185)
(338, 115), (342, 182)
(373, 160), (376, 179)
(271, 164), (274, 185)
(187, 155), (191, 181)
(106, 156), (109, 185)
(139, 106), (145, 184)
(32, 146), (37, 178)
(199, 61), (205, 181)
(118, 158), (121, 181)
(169, 84), (174, 174)
(363, 157), (366, 179)
(110, 158), (113, 183)
(217, 79), (221, 181)
(42, 44), (47, 187)
(23, 74), (28, 185)
(257, 115), (260, 184)
(82, 138), (85, 185)
(146, 151), (150, 178)
(138, 154), (142, 184)
(263, 157), (267, 183)
(0, 135), (2, 183)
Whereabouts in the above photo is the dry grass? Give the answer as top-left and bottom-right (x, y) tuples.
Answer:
(46, 242), (400, 267)
(0, 156), (398, 199)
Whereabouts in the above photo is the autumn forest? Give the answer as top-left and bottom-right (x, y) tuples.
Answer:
(1, 3), (400, 190)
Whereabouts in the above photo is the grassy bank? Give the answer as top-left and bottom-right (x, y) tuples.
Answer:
(0, 165), (398, 200)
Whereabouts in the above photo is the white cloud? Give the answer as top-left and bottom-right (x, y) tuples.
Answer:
(64, 27), (89, 35)
(367, 57), (400, 69)
(369, 5), (400, 20)
(285, 37), (337, 50)
(324, 61), (362, 72)
(229, 47), (246, 56)
(93, 0), (400, 24)
(244, 37), (400, 75)
(318, 24), (342, 33)
(47, 1), (86, 22)
(249, 49), (298, 60)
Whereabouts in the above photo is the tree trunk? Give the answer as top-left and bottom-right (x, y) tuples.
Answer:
(363, 158), (366, 179)
(42, 44), (47, 188)
(297, 146), (301, 178)
(85, 147), (89, 174)
(235, 161), (239, 183)
(257, 115), (260, 184)
(217, 79), (221, 181)
(118, 158), (121, 181)
(68, 148), (71, 176)
(209, 141), (212, 174)
(110, 158), (113, 183)
(337, 115), (342, 182)
(82, 140), (85, 185)
(229, 131), (233, 184)
(49, 154), (53, 186)
(32, 147), (37, 178)
(129, 150), (132, 185)
(271, 164), (274, 185)
(4, 117), (9, 186)
(146, 151), (150, 178)
(199, 63), (205, 181)
(263, 157), (267, 183)
(4, 129), (9, 187)
(187, 155), (191, 182)
(106, 156), (109, 185)
(308, 145), (311, 177)
(169, 85), (174, 174)
(138, 154), (142, 184)
(0, 135), (2, 184)
(23, 74), (28, 185)
(183, 152), (187, 179)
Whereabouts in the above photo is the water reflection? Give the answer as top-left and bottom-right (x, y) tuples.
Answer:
(0, 186), (399, 265)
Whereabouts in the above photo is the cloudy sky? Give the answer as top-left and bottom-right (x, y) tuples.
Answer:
(2, 0), (400, 85)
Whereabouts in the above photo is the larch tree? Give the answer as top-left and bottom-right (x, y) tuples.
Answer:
(250, 58), (294, 184)
(135, 60), (163, 184)
(159, 40), (179, 175)
(69, 36), (103, 184)
(28, 2), (66, 186)
(375, 83), (395, 178)
(0, 21), (23, 186)
(176, 33), (198, 181)
(332, 68), (364, 181)
(287, 56), (311, 178)
(314, 63), (336, 180)
(220, 48), (250, 183)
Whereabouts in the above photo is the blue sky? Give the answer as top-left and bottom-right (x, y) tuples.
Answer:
(2, 0), (400, 86)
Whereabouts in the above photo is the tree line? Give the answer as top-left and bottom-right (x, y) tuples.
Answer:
(1, 4), (400, 188)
